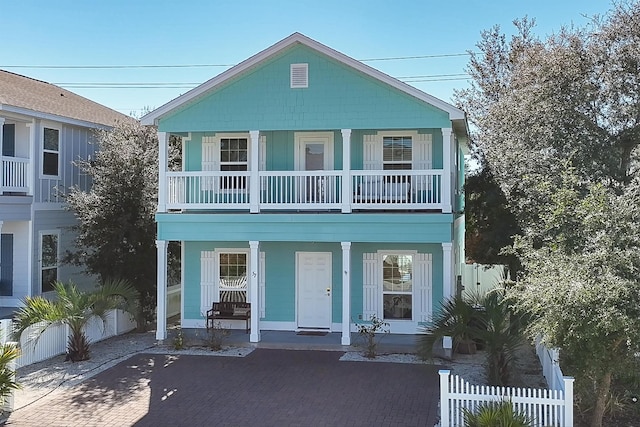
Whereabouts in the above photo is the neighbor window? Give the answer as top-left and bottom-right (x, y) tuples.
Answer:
(219, 253), (247, 302)
(220, 138), (248, 189)
(41, 232), (59, 293)
(382, 254), (413, 320)
(43, 127), (60, 176)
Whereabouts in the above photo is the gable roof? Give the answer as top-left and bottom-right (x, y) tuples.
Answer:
(0, 70), (130, 128)
(141, 33), (467, 133)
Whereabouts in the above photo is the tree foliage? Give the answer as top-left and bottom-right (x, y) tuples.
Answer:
(456, 3), (640, 426)
(65, 121), (158, 318)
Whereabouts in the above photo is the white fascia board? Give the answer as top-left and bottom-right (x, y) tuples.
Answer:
(140, 32), (466, 126)
(0, 104), (113, 130)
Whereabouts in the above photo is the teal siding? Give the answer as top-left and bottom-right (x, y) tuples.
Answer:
(183, 241), (444, 325)
(158, 213), (453, 243)
(158, 45), (451, 133)
(184, 128), (442, 172)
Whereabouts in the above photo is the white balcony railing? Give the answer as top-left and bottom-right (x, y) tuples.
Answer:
(1, 156), (29, 193)
(164, 169), (445, 211)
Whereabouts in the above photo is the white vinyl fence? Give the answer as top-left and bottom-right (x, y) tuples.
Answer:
(0, 309), (137, 369)
(439, 370), (574, 427)
(461, 263), (507, 298)
(536, 337), (566, 393)
(167, 284), (181, 318)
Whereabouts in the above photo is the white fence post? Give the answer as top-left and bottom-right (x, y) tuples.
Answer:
(439, 370), (450, 427)
(564, 376), (574, 426)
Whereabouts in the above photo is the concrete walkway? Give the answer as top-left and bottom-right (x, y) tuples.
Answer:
(8, 331), (442, 426)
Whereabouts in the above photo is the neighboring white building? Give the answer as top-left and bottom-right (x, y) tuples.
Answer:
(0, 70), (129, 315)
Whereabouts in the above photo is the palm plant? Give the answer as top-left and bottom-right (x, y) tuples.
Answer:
(477, 290), (526, 386)
(0, 342), (20, 407)
(417, 295), (485, 359)
(463, 400), (533, 427)
(14, 279), (138, 362)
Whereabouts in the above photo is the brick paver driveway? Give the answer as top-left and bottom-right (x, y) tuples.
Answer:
(8, 349), (441, 427)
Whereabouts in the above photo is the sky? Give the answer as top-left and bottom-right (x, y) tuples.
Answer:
(1, 0), (615, 117)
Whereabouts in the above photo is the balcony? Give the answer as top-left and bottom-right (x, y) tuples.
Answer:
(163, 169), (448, 212)
(1, 156), (30, 194)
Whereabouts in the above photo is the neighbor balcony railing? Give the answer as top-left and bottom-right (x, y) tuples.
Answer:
(1, 156), (30, 193)
(164, 169), (446, 211)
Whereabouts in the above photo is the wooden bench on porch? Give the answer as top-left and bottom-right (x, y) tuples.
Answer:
(206, 302), (251, 333)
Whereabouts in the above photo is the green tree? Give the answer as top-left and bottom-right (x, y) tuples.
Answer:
(464, 154), (520, 276)
(14, 280), (138, 362)
(64, 121), (181, 326)
(511, 179), (640, 427)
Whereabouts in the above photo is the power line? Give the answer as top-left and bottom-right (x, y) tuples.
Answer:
(53, 73), (470, 89)
(0, 52), (475, 70)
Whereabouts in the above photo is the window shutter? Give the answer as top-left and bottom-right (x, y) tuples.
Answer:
(2, 124), (15, 157)
(414, 253), (433, 323)
(362, 253), (379, 320)
(413, 133), (432, 170)
(0, 234), (14, 296)
(259, 251), (266, 318)
(201, 136), (219, 191)
(200, 251), (218, 316)
(363, 135), (382, 170)
(413, 134), (433, 199)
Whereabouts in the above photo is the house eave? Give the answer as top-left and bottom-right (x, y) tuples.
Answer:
(0, 104), (114, 129)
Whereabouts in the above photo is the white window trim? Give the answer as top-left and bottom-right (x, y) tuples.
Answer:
(40, 123), (62, 179)
(377, 130), (419, 170)
(377, 250), (417, 322)
(39, 229), (60, 294)
(293, 131), (334, 171)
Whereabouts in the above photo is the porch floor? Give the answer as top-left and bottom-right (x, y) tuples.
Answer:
(174, 328), (420, 354)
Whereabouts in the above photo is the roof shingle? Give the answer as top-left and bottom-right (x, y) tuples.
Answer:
(0, 70), (130, 127)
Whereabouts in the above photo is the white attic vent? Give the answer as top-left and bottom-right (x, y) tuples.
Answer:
(290, 63), (308, 88)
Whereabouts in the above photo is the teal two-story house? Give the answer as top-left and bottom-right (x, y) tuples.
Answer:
(141, 33), (468, 344)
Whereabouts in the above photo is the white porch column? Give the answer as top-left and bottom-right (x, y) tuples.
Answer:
(442, 242), (453, 301)
(341, 129), (352, 213)
(249, 240), (261, 342)
(26, 121), (35, 196)
(441, 127), (453, 213)
(157, 131), (168, 213)
(156, 239), (168, 341)
(249, 131), (260, 213)
(341, 242), (351, 345)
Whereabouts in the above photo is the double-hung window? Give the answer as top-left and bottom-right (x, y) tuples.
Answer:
(381, 254), (413, 320)
(220, 138), (248, 189)
(382, 136), (412, 171)
(40, 231), (59, 293)
(219, 252), (247, 302)
(43, 127), (60, 177)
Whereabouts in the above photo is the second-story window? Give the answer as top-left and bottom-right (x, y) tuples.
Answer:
(382, 136), (412, 170)
(220, 137), (248, 189)
(43, 127), (60, 177)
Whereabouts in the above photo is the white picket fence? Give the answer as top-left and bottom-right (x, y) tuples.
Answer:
(439, 370), (574, 427)
(0, 309), (137, 368)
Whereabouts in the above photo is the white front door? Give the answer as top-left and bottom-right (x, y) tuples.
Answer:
(296, 252), (332, 329)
